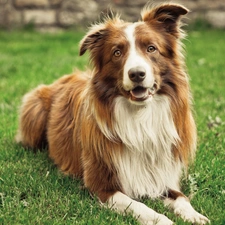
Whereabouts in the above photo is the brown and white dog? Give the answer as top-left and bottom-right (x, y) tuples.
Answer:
(16, 3), (210, 225)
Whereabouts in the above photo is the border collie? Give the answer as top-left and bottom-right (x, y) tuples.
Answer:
(16, 3), (210, 225)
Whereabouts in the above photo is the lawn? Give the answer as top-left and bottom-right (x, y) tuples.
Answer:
(0, 28), (224, 225)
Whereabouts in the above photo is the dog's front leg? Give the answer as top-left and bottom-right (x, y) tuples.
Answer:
(107, 191), (173, 225)
(164, 189), (210, 224)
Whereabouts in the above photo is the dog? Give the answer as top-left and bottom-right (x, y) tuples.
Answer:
(16, 3), (210, 225)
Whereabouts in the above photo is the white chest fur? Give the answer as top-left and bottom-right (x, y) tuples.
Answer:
(113, 95), (182, 198)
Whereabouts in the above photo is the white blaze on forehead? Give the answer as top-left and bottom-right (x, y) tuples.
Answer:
(123, 23), (155, 91)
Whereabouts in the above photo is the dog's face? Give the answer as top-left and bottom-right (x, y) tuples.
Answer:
(80, 4), (188, 105)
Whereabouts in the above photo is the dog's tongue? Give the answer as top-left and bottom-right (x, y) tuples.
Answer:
(130, 87), (148, 100)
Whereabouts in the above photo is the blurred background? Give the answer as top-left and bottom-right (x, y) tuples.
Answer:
(0, 0), (225, 31)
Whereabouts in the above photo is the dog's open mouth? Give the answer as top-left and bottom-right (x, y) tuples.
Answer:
(130, 86), (156, 102)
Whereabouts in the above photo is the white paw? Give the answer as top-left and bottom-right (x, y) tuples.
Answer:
(139, 213), (173, 225)
(153, 214), (174, 225)
(177, 209), (210, 225)
(174, 198), (210, 224)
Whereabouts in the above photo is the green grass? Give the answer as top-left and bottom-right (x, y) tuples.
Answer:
(0, 28), (224, 225)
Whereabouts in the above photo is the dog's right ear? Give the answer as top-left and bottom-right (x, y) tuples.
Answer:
(142, 3), (188, 38)
(79, 24), (107, 56)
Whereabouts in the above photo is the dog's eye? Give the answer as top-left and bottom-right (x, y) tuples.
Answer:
(147, 45), (156, 53)
(114, 50), (121, 57)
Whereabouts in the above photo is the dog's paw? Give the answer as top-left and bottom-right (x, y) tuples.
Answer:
(178, 210), (210, 225)
(139, 213), (173, 225)
(152, 214), (174, 225)
(174, 199), (210, 224)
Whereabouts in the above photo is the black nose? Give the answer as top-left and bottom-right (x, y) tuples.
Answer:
(128, 66), (146, 83)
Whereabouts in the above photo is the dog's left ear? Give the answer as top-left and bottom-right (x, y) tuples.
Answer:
(142, 3), (189, 37)
(79, 24), (106, 56)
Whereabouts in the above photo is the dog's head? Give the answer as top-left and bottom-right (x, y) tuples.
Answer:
(80, 3), (188, 105)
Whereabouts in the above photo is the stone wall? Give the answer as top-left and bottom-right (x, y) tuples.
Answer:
(0, 0), (225, 31)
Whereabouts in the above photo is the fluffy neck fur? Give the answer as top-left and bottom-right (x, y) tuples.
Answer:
(111, 95), (182, 198)
(114, 95), (179, 156)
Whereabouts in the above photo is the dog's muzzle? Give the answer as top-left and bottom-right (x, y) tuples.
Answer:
(127, 66), (157, 102)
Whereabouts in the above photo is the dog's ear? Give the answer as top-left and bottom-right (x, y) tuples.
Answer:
(79, 24), (107, 56)
(142, 3), (188, 37)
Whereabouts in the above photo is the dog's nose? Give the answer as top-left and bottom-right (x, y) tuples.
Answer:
(128, 66), (146, 83)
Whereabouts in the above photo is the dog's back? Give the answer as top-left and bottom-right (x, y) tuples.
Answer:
(16, 72), (89, 176)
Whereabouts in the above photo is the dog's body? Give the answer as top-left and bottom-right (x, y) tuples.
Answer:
(16, 3), (209, 225)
